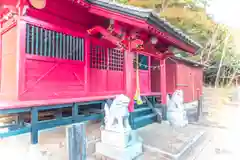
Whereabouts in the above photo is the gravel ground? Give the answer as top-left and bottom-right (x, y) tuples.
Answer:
(190, 104), (240, 160)
(0, 122), (101, 160)
(185, 87), (240, 160)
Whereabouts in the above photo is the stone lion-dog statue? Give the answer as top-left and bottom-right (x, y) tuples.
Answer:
(104, 94), (132, 132)
(167, 89), (188, 127)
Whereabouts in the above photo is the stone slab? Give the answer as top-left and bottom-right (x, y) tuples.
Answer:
(101, 130), (131, 148)
(138, 123), (206, 155)
(96, 141), (142, 160)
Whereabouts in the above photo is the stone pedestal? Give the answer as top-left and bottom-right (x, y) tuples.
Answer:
(96, 130), (143, 160)
(97, 94), (143, 160)
(96, 141), (142, 160)
(101, 130), (131, 148)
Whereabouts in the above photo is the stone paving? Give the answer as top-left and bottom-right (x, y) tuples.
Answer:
(138, 122), (206, 156)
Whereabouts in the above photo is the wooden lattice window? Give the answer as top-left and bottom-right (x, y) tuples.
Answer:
(90, 44), (124, 71)
(90, 44), (107, 70)
(108, 48), (124, 71)
(25, 23), (84, 61)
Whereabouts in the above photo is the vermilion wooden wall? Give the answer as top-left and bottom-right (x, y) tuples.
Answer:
(88, 38), (125, 95)
(19, 20), (86, 101)
(0, 20), (19, 101)
(0, 17), (152, 103)
(166, 59), (176, 95)
(0, 1), (203, 106)
(175, 62), (203, 103)
(151, 58), (177, 96)
(150, 57), (160, 93)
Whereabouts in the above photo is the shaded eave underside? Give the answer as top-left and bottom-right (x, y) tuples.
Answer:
(172, 56), (207, 68)
(86, 0), (202, 53)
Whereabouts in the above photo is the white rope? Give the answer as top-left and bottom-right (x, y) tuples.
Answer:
(132, 59), (161, 70)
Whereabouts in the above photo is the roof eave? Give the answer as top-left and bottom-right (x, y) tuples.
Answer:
(172, 56), (207, 68)
(85, 0), (201, 53)
(147, 13), (202, 50)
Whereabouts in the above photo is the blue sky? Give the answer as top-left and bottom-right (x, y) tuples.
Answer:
(207, 0), (240, 28)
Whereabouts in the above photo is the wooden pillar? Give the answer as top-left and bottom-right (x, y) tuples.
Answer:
(148, 55), (151, 92)
(31, 107), (39, 144)
(18, 19), (26, 99)
(0, 21), (19, 100)
(124, 49), (135, 112)
(84, 36), (90, 94)
(67, 123), (87, 160)
(160, 59), (167, 104)
(0, 22), (2, 81)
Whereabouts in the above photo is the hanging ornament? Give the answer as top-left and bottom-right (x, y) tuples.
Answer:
(134, 54), (143, 105)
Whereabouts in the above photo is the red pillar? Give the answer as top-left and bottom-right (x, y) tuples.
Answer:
(160, 59), (167, 104)
(125, 50), (135, 112)
(84, 36), (90, 95)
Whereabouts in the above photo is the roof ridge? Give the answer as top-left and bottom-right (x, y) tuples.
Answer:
(98, 0), (153, 13)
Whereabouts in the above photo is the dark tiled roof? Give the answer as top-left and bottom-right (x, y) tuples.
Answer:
(172, 56), (207, 67)
(86, 0), (202, 51)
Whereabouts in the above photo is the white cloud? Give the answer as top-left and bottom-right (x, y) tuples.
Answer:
(207, 0), (240, 28)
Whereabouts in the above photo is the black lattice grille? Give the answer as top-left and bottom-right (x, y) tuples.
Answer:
(25, 23), (84, 61)
(90, 44), (124, 71)
(108, 48), (124, 71)
(90, 44), (108, 69)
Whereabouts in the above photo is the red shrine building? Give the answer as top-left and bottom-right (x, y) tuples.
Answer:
(0, 0), (203, 143)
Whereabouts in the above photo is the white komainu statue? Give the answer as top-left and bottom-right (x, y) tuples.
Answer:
(167, 90), (188, 127)
(167, 90), (184, 111)
(104, 94), (132, 132)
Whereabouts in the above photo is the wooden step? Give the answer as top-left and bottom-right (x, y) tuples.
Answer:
(132, 113), (157, 129)
(132, 107), (153, 118)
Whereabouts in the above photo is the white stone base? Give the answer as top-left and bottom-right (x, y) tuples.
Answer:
(101, 130), (131, 148)
(96, 141), (142, 160)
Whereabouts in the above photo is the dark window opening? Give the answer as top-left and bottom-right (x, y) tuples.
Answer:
(25, 23), (84, 61)
(133, 54), (149, 70)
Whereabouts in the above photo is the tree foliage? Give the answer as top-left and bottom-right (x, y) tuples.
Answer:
(128, 0), (239, 86)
